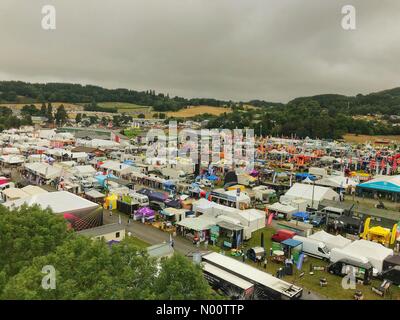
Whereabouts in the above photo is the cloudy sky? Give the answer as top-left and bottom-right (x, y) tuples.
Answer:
(1, 0), (400, 102)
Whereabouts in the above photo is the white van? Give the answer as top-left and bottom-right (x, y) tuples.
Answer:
(321, 206), (345, 218)
(129, 192), (149, 207)
(0, 182), (15, 192)
(293, 235), (330, 260)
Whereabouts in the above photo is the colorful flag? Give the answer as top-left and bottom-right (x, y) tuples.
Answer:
(297, 253), (305, 270)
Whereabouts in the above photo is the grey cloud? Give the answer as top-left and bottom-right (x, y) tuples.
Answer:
(0, 0), (399, 102)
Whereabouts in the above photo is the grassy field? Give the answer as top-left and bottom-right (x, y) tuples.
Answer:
(97, 102), (151, 110)
(221, 226), (400, 300)
(343, 134), (400, 144)
(97, 102), (153, 116)
(165, 105), (231, 118)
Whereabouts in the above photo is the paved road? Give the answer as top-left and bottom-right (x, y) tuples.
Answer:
(103, 210), (328, 300)
(103, 210), (208, 256)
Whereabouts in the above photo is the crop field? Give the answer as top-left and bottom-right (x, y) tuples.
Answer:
(343, 134), (400, 144)
(165, 105), (231, 118)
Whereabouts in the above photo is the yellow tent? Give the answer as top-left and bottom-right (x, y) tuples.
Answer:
(104, 194), (118, 210)
(227, 185), (246, 192)
(369, 226), (390, 237)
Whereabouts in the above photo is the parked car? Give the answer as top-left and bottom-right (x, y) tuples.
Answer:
(271, 229), (296, 243)
(309, 213), (326, 227)
(149, 200), (165, 211)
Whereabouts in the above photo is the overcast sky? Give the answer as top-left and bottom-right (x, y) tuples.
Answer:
(1, 0), (400, 102)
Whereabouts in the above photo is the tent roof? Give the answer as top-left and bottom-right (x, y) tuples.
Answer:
(4, 191), (99, 214)
(284, 183), (339, 202)
(85, 189), (105, 199)
(177, 216), (218, 231)
(20, 185), (48, 196)
(1, 188), (29, 199)
(358, 175), (400, 193)
(281, 239), (302, 248)
(24, 162), (62, 179)
(267, 202), (297, 214)
(292, 211), (309, 219)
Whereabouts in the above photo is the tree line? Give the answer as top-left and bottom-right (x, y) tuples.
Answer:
(0, 81), (228, 112)
(206, 99), (400, 139)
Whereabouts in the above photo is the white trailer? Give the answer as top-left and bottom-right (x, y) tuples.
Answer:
(202, 252), (303, 300)
(129, 192), (150, 207)
(161, 167), (186, 181)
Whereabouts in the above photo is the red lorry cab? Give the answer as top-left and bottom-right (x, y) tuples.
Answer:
(271, 229), (296, 243)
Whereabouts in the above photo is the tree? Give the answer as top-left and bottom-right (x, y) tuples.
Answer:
(1, 237), (156, 300)
(0, 106), (12, 117)
(40, 103), (47, 116)
(0, 205), (72, 288)
(138, 113), (145, 119)
(46, 103), (53, 123)
(55, 105), (68, 125)
(154, 254), (216, 300)
(21, 104), (39, 117)
(89, 116), (98, 125)
(75, 113), (82, 123)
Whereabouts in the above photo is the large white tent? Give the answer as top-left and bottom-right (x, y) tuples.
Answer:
(315, 175), (358, 189)
(100, 161), (134, 176)
(330, 239), (393, 273)
(281, 183), (339, 209)
(3, 191), (99, 215)
(24, 162), (63, 179)
(308, 230), (352, 251)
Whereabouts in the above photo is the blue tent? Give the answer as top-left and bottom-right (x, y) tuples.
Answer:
(292, 211), (309, 221)
(207, 174), (219, 181)
(281, 238), (303, 248)
(295, 173), (317, 181)
(164, 180), (176, 187)
(358, 180), (400, 193)
(95, 174), (118, 188)
(190, 183), (200, 193)
(123, 160), (135, 166)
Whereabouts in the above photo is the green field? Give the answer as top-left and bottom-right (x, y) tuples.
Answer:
(98, 102), (151, 110)
(95, 102), (153, 117)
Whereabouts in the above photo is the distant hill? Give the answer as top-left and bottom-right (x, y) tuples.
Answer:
(1, 80), (400, 117)
(288, 88), (400, 115)
(0, 81), (228, 112)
